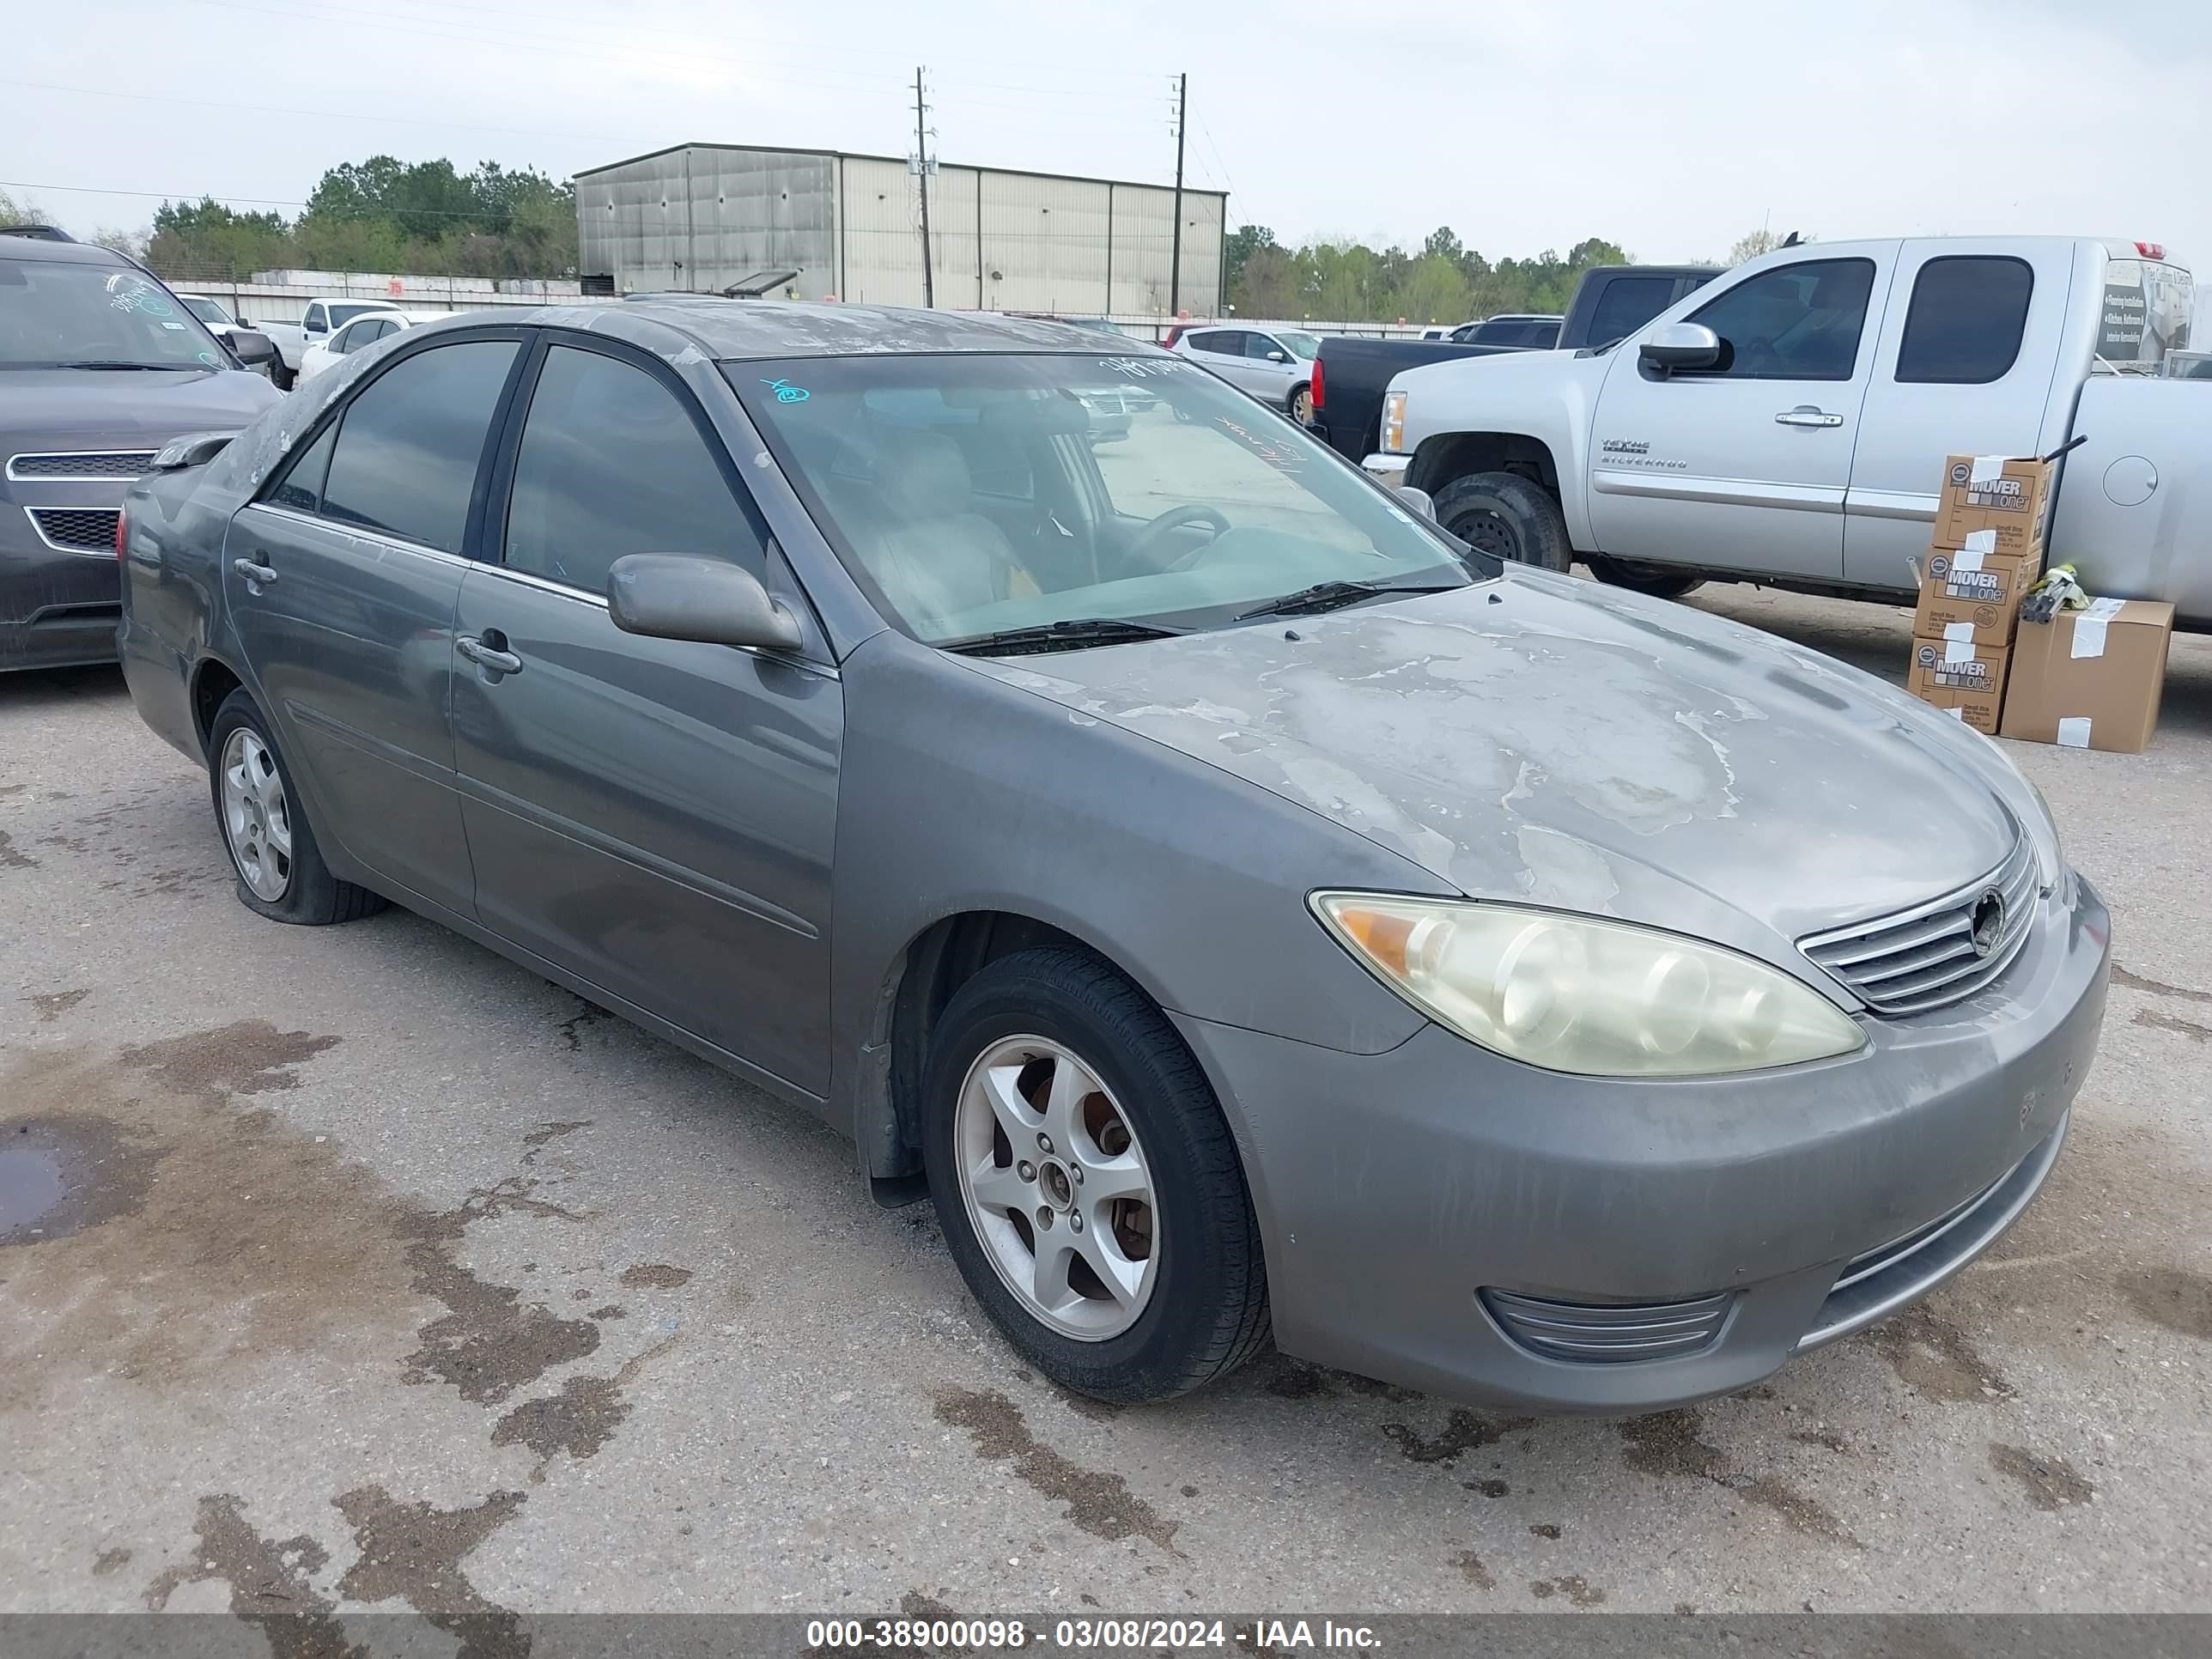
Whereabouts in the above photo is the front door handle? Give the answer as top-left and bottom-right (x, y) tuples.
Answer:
(458, 635), (523, 676)
(232, 556), (278, 586)
(1775, 405), (1844, 428)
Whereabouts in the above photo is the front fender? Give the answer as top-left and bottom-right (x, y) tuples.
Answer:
(1394, 351), (1609, 549)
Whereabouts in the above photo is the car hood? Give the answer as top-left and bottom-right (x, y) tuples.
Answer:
(962, 569), (2032, 959)
(0, 368), (280, 453)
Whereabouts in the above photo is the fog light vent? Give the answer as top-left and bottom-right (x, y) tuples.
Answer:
(1480, 1288), (1731, 1364)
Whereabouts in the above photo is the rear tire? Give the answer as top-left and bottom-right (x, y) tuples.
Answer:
(921, 947), (1270, 1403)
(1288, 384), (1314, 426)
(208, 690), (386, 927)
(1587, 555), (1707, 599)
(1431, 471), (1572, 571)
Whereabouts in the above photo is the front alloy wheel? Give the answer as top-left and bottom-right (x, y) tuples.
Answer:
(955, 1035), (1159, 1340)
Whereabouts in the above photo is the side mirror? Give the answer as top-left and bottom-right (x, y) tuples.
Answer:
(1394, 485), (1437, 520)
(1266, 350), (1287, 362)
(227, 329), (278, 368)
(236, 316), (253, 327)
(607, 554), (805, 653)
(1639, 322), (1722, 376)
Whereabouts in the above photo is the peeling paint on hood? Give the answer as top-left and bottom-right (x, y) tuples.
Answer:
(963, 569), (2026, 947)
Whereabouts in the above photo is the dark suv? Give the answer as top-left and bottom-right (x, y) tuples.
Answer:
(2, 236), (282, 670)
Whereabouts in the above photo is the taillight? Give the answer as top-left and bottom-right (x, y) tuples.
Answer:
(2136, 241), (2166, 260)
(1310, 354), (1325, 410)
(114, 506), (127, 561)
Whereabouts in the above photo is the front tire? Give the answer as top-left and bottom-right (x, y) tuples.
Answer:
(1588, 554), (1707, 599)
(1431, 471), (1572, 571)
(921, 948), (1270, 1403)
(208, 690), (386, 926)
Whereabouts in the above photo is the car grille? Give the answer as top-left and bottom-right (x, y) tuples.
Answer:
(1797, 834), (2039, 1014)
(1479, 1287), (1732, 1364)
(8, 450), (157, 480)
(28, 508), (122, 553)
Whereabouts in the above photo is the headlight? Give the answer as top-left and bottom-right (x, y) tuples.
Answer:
(1312, 893), (1866, 1078)
(1381, 389), (1407, 453)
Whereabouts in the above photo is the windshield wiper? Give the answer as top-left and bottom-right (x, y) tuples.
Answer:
(942, 617), (1187, 656)
(1234, 577), (1462, 622)
(55, 361), (188, 371)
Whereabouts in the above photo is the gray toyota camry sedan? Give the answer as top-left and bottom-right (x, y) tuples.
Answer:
(117, 303), (2109, 1409)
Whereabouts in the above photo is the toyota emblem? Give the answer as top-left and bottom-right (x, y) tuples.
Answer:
(1970, 890), (2006, 957)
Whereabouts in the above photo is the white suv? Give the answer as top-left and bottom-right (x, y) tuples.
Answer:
(1169, 325), (1322, 423)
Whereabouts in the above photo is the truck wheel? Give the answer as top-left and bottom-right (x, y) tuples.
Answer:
(1587, 555), (1707, 599)
(1431, 471), (1572, 572)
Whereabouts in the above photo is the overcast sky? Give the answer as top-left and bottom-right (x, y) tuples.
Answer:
(10, 0), (2209, 270)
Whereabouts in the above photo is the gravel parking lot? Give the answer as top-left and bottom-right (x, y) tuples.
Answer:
(3, 585), (2209, 1624)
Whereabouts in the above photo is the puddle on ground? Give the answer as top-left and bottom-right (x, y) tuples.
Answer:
(0, 1116), (157, 1247)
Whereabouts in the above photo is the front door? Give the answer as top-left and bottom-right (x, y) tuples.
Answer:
(224, 334), (524, 915)
(448, 339), (842, 1095)
(1239, 332), (1298, 407)
(1587, 250), (1893, 582)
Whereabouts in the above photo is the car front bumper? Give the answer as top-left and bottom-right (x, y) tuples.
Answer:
(1174, 871), (2110, 1413)
(1360, 453), (1410, 486)
(3, 506), (123, 671)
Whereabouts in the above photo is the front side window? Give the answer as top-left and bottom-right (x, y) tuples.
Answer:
(737, 353), (1484, 646)
(504, 344), (765, 594)
(1895, 257), (2033, 384)
(264, 422), (337, 514)
(320, 339), (519, 553)
(1686, 258), (1875, 380)
(1245, 334), (1285, 361)
(0, 258), (227, 370)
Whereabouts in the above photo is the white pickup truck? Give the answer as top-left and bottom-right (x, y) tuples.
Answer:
(1365, 237), (2206, 628)
(253, 299), (410, 390)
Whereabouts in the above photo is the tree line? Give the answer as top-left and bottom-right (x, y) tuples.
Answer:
(6, 160), (581, 283)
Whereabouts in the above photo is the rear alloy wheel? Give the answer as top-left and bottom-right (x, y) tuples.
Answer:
(1288, 384), (1314, 426)
(1431, 470), (1573, 572)
(922, 948), (1270, 1402)
(207, 689), (386, 926)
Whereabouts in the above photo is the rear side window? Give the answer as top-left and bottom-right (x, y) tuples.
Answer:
(1586, 277), (1673, 349)
(321, 339), (519, 553)
(1188, 331), (1243, 355)
(1686, 258), (1875, 380)
(502, 344), (765, 594)
(264, 423), (337, 514)
(1895, 257), (2033, 384)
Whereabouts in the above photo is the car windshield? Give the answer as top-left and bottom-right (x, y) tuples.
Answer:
(735, 352), (1486, 647)
(1276, 331), (1322, 359)
(179, 295), (234, 326)
(0, 258), (226, 369)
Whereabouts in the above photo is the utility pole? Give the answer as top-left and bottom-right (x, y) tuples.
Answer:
(1168, 72), (1187, 319)
(914, 67), (935, 307)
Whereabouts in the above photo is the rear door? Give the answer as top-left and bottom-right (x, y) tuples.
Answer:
(1183, 329), (1252, 392)
(1587, 249), (1895, 581)
(448, 337), (842, 1094)
(224, 331), (526, 915)
(1843, 245), (2066, 590)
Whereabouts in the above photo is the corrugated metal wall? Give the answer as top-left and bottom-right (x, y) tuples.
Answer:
(577, 144), (1225, 317)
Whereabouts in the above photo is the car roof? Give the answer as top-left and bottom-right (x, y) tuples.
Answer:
(0, 236), (135, 267)
(574, 300), (1169, 362)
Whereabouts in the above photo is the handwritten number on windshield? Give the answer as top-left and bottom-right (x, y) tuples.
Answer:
(760, 377), (811, 404)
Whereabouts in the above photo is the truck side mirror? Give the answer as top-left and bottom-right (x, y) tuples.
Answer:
(1639, 323), (1723, 377)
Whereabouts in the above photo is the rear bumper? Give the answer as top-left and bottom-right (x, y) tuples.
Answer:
(1175, 871), (2111, 1413)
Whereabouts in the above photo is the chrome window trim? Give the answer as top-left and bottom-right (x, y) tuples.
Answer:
(8, 449), (159, 483)
(244, 501), (474, 570)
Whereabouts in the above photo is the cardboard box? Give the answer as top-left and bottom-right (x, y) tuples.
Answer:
(1933, 453), (2054, 556)
(1913, 543), (2044, 649)
(1999, 599), (2175, 753)
(1907, 636), (2010, 735)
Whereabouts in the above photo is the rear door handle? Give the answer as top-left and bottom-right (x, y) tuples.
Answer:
(232, 556), (278, 586)
(1775, 405), (1844, 428)
(458, 635), (523, 676)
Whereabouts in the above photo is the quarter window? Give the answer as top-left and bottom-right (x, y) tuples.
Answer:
(264, 422), (337, 514)
(1895, 257), (2033, 384)
(502, 344), (765, 595)
(320, 339), (519, 553)
(1685, 258), (1876, 380)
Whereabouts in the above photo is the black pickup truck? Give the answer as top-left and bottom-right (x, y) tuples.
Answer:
(1311, 264), (1717, 464)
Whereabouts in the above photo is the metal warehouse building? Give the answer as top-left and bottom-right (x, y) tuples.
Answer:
(574, 143), (1226, 317)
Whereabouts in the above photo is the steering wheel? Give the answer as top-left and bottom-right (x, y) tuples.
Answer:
(1127, 506), (1231, 572)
